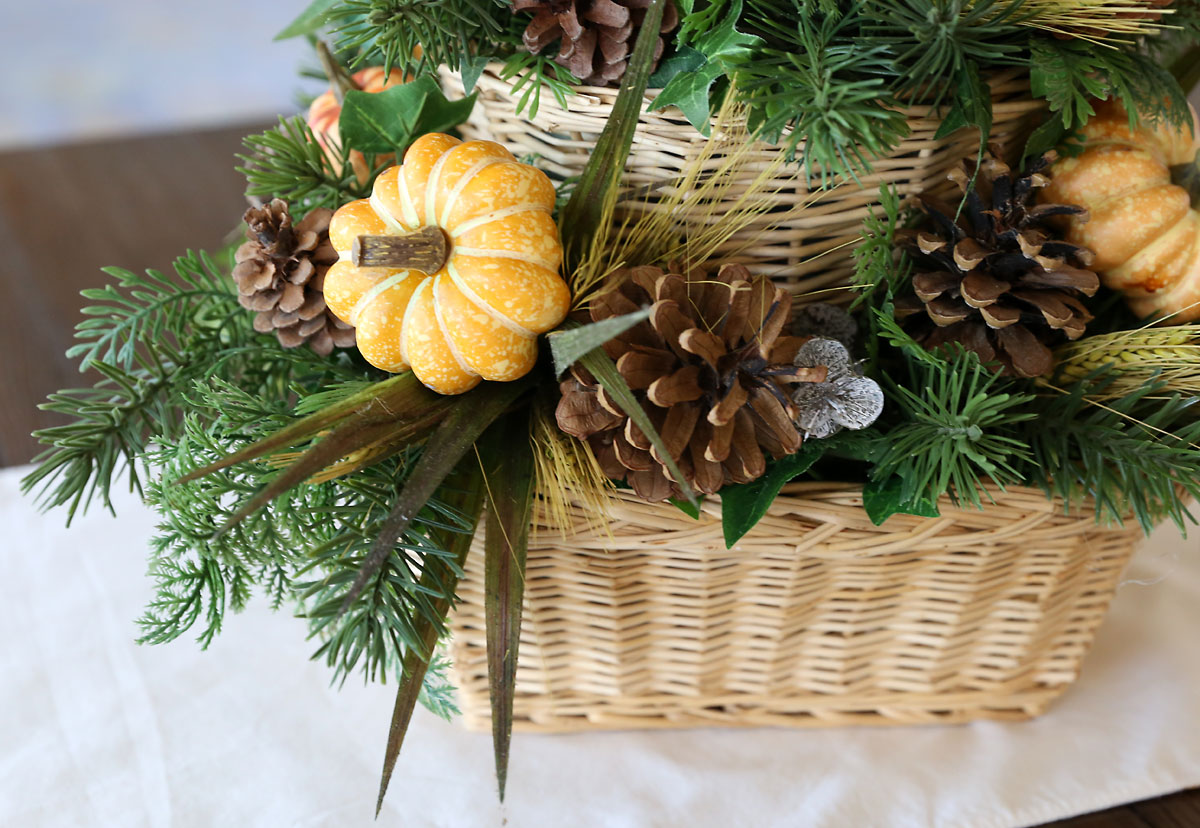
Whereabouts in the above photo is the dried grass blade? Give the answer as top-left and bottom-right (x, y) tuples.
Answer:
(478, 411), (537, 801)
(558, 0), (667, 272)
(376, 467), (485, 816)
(339, 376), (533, 614)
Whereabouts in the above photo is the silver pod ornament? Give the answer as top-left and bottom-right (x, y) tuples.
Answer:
(790, 338), (884, 439)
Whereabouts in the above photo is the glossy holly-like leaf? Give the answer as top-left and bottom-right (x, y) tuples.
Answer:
(648, 45), (707, 88)
(650, 62), (723, 134)
(460, 54), (492, 94)
(719, 439), (830, 548)
(861, 475), (940, 526)
(339, 78), (477, 154)
(935, 63), (992, 151)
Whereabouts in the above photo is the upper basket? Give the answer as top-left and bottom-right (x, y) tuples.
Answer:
(440, 65), (1046, 300)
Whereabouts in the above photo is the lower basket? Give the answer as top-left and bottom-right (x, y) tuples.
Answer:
(449, 483), (1143, 732)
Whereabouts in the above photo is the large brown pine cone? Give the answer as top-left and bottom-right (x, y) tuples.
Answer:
(232, 199), (356, 356)
(894, 151), (1100, 378)
(513, 0), (679, 86)
(555, 263), (829, 502)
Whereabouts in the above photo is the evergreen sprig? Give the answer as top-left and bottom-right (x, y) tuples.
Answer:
(872, 348), (1036, 507)
(238, 116), (382, 214)
(863, 0), (1023, 109)
(296, 454), (477, 686)
(673, 0), (1193, 180)
(22, 250), (360, 522)
(736, 3), (909, 182)
(1024, 373), (1200, 533)
(1031, 38), (1190, 133)
(328, 0), (508, 78)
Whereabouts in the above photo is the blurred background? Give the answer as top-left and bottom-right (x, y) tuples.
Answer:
(0, 0), (309, 149)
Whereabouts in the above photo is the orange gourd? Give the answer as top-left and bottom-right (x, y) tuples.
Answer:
(1042, 99), (1200, 322)
(323, 133), (569, 395)
(306, 67), (407, 183)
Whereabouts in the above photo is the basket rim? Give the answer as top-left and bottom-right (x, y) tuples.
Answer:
(441, 63), (1037, 121)
(530, 480), (1147, 556)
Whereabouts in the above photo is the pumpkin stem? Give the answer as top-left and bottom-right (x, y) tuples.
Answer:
(353, 227), (450, 274)
(316, 39), (359, 104)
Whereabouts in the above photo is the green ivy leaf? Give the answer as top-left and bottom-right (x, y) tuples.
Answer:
(935, 64), (992, 150)
(338, 78), (477, 154)
(669, 495), (704, 520)
(1023, 116), (1065, 161)
(685, 0), (761, 63)
(720, 439), (830, 548)
(650, 63), (723, 134)
(459, 55), (492, 95)
(861, 475), (940, 526)
(275, 0), (338, 40)
(648, 45), (706, 88)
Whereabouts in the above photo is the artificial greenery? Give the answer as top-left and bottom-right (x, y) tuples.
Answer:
(239, 116), (380, 213)
(842, 183), (1200, 530)
(658, 0), (1192, 181)
(24, 0), (1200, 812)
(328, 0), (508, 78)
(276, 0), (578, 118)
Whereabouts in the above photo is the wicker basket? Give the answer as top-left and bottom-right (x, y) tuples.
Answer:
(440, 66), (1046, 297)
(449, 484), (1143, 732)
(440, 68), (1129, 732)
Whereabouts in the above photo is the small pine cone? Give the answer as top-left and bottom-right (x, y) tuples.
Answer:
(555, 263), (830, 502)
(512, 0), (679, 86)
(895, 151), (1100, 378)
(791, 302), (858, 352)
(232, 199), (356, 356)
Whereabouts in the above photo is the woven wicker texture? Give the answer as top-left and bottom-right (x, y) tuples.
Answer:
(450, 484), (1142, 732)
(440, 67), (1045, 298)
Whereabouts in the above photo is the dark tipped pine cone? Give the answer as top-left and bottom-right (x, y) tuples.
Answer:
(555, 263), (829, 502)
(895, 151), (1100, 378)
(233, 199), (356, 356)
(513, 0), (679, 86)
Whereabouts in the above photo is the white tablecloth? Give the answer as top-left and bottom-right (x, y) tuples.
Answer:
(1, 465), (1197, 828)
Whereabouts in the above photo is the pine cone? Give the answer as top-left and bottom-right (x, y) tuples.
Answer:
(894, 151), (1099, 378)
(513, 0), (679, 86)
(555, 263), (829, 502)
(232, 199), (356, 356)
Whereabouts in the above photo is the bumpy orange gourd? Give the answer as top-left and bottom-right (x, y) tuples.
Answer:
(323, 133), (569, 394)
(1042, 99), (1200, 322)
(306, 67), (407, 183)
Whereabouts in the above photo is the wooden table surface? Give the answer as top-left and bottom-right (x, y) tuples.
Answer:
(1, 124), (1196, 827)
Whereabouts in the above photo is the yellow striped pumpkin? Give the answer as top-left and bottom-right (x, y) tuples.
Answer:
(1043, 100), (1200, 322)
(324, 133), (569, 394)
